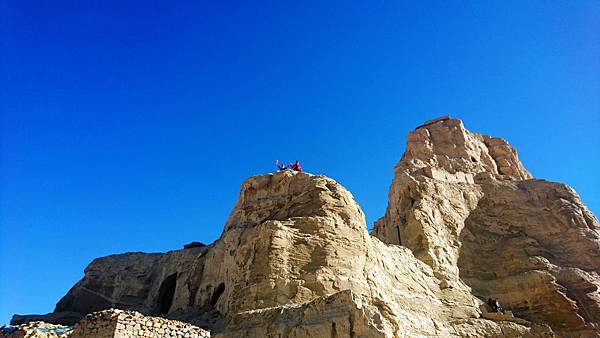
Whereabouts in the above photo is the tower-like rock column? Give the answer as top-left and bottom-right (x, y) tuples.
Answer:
(373, 117), (530, 286)
(373, 116), (600, 336)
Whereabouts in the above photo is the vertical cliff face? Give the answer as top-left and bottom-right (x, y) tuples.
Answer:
(372, 117), (600, 337)
(374, 118), (533, 284)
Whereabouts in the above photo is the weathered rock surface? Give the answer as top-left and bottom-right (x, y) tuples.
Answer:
(9, 117), (599, 337)
(373, 117), (600, 337)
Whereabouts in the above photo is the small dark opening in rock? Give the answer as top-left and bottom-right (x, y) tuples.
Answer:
(210, 283), (225, 307)
(157, 273), (177, 315)
(471, 156), (478, 163)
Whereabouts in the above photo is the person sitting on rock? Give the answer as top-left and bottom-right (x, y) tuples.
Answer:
(493, 298), (504, 313)
(275, 160), (287, 171)
(487, 298), (504, 313)
(291, 160), (302, 172)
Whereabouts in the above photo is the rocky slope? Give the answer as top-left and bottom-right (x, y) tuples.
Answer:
(9, 117), (599, 337)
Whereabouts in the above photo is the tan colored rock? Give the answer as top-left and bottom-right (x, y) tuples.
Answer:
(192, 171), (485, 336)
(16, 170), (553, 337)
(10, 117), (599, 337)
(458, 179), (600, 337)
(373, 117), (600, 337)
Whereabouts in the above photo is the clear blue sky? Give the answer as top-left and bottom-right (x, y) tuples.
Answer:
(1, 1), (598, 325)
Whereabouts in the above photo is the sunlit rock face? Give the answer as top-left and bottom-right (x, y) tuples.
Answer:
(373, 116), (600, 337)
(373, 117), (533, 285)
(10, 117), (599, 338)
(459, 179), (600, 336)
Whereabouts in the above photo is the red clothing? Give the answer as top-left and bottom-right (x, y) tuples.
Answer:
(287, 161), (303, 172)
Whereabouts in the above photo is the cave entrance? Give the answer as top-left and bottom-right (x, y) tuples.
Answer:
(210, 283), (225, 307)
(157, 273), (177, 315)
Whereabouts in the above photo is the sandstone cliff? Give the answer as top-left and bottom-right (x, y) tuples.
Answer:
(372, 116), (600, 337)
(9, 117), (599, 338)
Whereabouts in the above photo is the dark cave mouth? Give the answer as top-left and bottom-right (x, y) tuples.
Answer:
(210, 283), (225, 307)
(157, 273), (177, 315)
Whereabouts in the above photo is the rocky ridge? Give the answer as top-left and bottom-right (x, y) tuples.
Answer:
(7, 117), (599, 337)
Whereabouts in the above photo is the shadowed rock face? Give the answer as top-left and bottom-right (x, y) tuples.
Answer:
(10, 117), (599, 337)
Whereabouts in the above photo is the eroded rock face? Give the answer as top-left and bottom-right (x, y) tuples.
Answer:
(11, 117), (599, 337)
(373, 117), (600, 337)
(181, 171), (528, 336)
(51, 248), (210, 318)
(459, 179), (600, 336)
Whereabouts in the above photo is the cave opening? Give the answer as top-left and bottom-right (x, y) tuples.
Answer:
(210, 283), (225, 307)
(157, 273), (177, 315)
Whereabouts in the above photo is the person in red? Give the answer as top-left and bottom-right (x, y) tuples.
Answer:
(292, 160), (302, 172)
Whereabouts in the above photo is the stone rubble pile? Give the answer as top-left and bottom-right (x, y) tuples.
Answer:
(0, 322), (72, 338)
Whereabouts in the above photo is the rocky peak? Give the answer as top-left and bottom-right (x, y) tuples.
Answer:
(223, 170), (365, 233)
(374, 117), (600, 337)
(402, 116), (532, 182)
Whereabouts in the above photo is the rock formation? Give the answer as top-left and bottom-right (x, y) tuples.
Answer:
(372, 116), (600, 337)
(7, 117), (599, 337)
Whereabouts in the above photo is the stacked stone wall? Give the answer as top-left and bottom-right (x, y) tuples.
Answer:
(68, 310), (117, 338)
(69, 309), (210, 338)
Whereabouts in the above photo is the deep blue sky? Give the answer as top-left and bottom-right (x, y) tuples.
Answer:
(1, 1), (599, 325)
